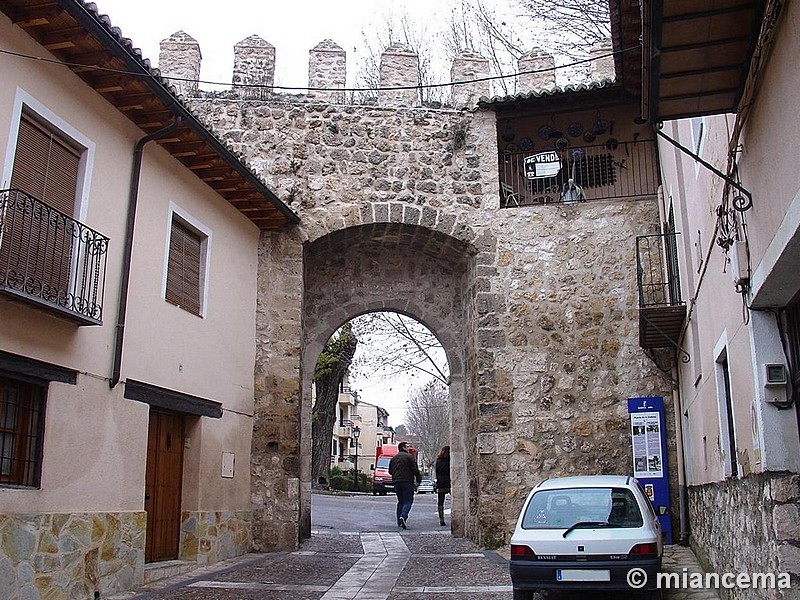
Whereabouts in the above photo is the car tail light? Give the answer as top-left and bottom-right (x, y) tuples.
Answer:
(510, 544), (536, 558)
(629, 543), (658, 557)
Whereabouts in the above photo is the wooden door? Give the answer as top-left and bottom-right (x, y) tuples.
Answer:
(145, 410), (184, 563)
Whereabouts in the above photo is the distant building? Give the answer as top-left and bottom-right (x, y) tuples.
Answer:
(329, 379), (393, 475)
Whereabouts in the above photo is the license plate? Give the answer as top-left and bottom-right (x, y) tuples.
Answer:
(556, 569), (610, 582)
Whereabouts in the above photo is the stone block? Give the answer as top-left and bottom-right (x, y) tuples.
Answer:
(477, 433), (495, 454)
(777, 542), (800, 578)
(772, 475), (800, 503)
(774, 503), (800, 541)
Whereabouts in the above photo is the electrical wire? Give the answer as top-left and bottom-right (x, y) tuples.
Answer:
(0, 44), (639, 93)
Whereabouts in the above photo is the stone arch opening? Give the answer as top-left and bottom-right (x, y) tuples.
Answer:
(301, 222), (476, 539)
(311, 310), (450, 487)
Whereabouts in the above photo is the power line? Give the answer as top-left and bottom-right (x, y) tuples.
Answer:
(0, 45), (637, 93)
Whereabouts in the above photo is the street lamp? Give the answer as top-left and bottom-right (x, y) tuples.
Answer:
(352, 425), (361, 490)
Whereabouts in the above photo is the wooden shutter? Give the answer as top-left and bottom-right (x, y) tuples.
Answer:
(2, 114), (80, 300)
(165, 219), (202, 316)
(11, 114), (79, 214)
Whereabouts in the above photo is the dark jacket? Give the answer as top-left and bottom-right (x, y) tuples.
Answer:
(435, 456), (451, 490)
(388, 450), (421, 484)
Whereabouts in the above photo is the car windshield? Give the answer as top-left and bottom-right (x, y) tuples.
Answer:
(376, 457), (391, 468)
(521, 487), (644, 530)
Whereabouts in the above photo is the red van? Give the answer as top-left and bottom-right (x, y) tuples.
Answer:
(371, 443), (416, 495)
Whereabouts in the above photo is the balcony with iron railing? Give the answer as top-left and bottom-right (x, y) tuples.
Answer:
(499, 139), (660, 207)
(636, 232), (687, 354)
(336, 420), (352, 438)
(338, 388), (357, 405)
(0, 189), (109, 325)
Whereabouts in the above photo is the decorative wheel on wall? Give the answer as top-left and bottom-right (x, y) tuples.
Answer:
(568, 122), (584, 137)
(538, 125), (554, 140)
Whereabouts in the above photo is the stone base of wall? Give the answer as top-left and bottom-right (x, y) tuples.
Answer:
(0, 510), (253, 600)
(0, 511), (146, 600)
(688, 472), (800, 599)
(180, 510), (251, 566)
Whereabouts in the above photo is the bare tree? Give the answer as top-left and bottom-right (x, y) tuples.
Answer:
(311, 324), (358, 489)
(403, 380), (450, 473)
(352, 11), (447, 105)
(349, 312), (449, 387)
(351, 0), (610, 101)
(513, 0), (610, 53)
(442, 0), (527, 96)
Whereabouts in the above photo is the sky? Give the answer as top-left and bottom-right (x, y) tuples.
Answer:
(349, 341), (449, 429)
(96, 0), (457, 92)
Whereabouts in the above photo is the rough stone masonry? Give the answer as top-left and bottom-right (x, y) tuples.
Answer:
(158, 32), (676, 551)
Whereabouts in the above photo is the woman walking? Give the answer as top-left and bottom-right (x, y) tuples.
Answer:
(435, 445), (451, 526)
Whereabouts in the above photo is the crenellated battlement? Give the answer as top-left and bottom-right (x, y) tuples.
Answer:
(156, 31), (615, 107)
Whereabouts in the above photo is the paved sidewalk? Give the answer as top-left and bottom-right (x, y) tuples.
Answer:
(108, 532), (719, 600)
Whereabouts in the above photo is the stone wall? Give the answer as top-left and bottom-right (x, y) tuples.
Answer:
(688, 473), (800, 599)
(0, 511), (145, 600)
(185, 89), (676, 548)
(0, 510), (255, 599)
(180, 510), (252, 566)
(159, 28), (673, 552)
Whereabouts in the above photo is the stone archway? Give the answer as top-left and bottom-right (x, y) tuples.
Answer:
(301, 222), (477, 540)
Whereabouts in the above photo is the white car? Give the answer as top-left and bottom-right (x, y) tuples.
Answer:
(509, 475), (663, 599)
(417, 479), (435, 494)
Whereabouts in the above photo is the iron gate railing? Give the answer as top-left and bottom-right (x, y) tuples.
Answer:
(0, 188), (109, 325)
(636, 232), (682, 308)
(499, 139), (660, 207)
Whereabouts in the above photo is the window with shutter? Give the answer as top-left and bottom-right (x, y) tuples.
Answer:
(2, 113), (80, 304)
(165, 218), (203, 316)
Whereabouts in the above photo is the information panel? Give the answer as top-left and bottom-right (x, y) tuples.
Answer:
(627, 396), (672, 544)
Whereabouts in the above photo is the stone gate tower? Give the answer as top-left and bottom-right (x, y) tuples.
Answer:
(157, 34), (675, 551)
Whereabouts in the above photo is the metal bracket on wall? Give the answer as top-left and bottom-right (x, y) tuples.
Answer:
(642, 313), (691, 364)
(655, 125), (753, 212)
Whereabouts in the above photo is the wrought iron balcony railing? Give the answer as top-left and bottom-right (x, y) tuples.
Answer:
(499, 139), (660, 207)
(0, 189), (109, 325)
(636, 232), (687, 352)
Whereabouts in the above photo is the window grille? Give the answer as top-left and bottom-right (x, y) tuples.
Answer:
(0, 376), (45, 487)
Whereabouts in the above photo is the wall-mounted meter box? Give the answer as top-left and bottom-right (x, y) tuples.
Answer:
(764, 363), (788, 387)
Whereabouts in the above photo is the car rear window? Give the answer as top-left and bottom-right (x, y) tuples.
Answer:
(521, 487), (644, 529)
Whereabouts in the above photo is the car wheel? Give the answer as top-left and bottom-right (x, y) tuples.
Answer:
(512, 588), (533, 600)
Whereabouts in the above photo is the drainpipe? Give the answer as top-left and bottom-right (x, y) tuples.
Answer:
(110, 118), (181, 388)
(672, 379), (690, 544)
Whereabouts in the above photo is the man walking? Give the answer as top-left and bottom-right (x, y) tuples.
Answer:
(388, 442), (422, 529)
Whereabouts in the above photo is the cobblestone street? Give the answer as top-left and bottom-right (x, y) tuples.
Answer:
(108, 531), (720, 600)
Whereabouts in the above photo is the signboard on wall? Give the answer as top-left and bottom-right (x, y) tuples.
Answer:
(631, 411), (663, 478)
(523, 151), (561, 179)
(627, 396), (672, 544)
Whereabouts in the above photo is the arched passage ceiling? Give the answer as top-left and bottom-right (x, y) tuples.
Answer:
(302, 222), (477, 374)
(305, 222), (475, 273)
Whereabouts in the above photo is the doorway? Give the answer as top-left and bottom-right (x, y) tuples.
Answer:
(145, 409), (185, 562)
